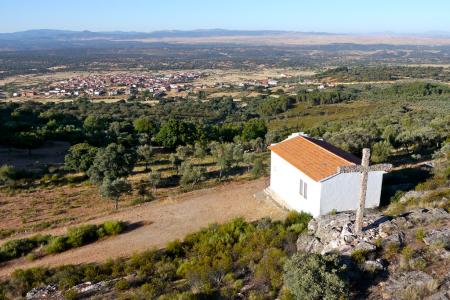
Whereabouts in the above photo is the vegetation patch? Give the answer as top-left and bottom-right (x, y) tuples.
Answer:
(0, 221), (126, 263)
(1, 213), (313, 299)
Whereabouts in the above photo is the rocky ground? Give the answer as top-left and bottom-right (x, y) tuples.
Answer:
(297, 208), (450, 300)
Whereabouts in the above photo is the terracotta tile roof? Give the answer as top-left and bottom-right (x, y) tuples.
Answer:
(269, 136), (361, 182)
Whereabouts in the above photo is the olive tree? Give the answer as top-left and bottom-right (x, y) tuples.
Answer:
(137, 144), (154, 171)
(179, 162), (205, 187)
(148, 170), (161, 192)
(100, 178), (132, 210)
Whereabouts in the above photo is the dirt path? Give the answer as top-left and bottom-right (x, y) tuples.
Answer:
(0, 179), (286, 278)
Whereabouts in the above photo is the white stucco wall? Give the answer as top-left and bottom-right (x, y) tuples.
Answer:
(269, 152), (321, 216)
(319, 171), (384, 215)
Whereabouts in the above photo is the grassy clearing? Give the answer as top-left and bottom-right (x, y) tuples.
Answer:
(268, 100), (381, 131)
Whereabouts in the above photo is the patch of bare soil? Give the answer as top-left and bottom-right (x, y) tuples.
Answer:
(0, 178), (286, 278)
(0, 141), (70, 171)
(0, 183), (114, 234)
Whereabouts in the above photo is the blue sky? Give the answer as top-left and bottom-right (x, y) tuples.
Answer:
(1, 0), (449, 33)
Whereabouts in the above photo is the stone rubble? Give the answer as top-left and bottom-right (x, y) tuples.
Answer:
(26, 285), (61, 300)
(297, 208), (449, 256)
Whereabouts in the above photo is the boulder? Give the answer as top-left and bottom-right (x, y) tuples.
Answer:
(381, 232), (405, 249)
(382, 271), (435, 299)
(406, 208), (449, 225)
(423, 228), (450, 249)
(296, 234), (323, 253)
(399, 190), (427, 203)
(364, 259), (385, 272)
(354, 241), (377, 252)
(26, 285), (61, 300)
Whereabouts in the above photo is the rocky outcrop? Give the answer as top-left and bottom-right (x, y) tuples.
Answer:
(26, 285), (61, 300)
(423, 228), (450, 249)
(296, 208), (450, 299)
(380, 271), (436, 299)
(297, 208), (449, 256)
(25, 278), (122, 300)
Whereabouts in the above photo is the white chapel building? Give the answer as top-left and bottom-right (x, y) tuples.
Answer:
(266, 133), (386, 217)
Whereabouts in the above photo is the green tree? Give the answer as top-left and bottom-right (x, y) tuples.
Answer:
(176, 145), (193, 161)
(137, 144), (154, 171)
(169, 153), (182, 175)
(283, 253), (348, 300)
(148, 170), (161, 192)
(64, 143), (99, 172)
(194, 142), (207, 159)
(241, 119), (267, 142)
(371, 141), (393, 163)
(232, 143), (244, 166)
(133, 117), (156, 144)
(83, 115), (108, 133)
(155, 119), (197, 149)
(211, 143), (234, 179)
(179, 162), (205, 187)
(251, 158), (265, 178)
(100, 178), (132, 210)
(243, 152), (256, 172)
(87, 143), (136, 185)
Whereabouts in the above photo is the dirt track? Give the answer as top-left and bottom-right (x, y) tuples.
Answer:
(0, 178), (286, 278)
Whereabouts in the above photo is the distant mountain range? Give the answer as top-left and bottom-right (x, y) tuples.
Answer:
(0, 28), (336, 40)
(0, 29), (449, 51)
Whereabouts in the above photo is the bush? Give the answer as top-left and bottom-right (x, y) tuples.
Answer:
(101, 221), (126, 236)
(284, 211), (312, 229)
(0, 235), (50, 262)
(416, 228), (426, 241)
(10, 268), (49, 296)
(351, 249), (369, 265)
(63, 289), (79, 300)
(283, 252), (348, 300)
(44, 236), (70, 254)
(0, 164), (17, 186)
(115, 279), (130, 291)
(67, 225), (99, 248)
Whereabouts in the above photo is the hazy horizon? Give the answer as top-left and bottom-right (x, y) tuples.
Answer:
(1, 28), (450, 36)
(1, 0), (450, 34)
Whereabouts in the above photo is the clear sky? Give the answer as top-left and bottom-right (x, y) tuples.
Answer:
(1, 0), (449, 34)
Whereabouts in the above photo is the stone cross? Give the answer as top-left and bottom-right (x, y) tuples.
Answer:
(337, 148), (392, 234)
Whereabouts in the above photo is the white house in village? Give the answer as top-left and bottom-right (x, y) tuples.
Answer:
(265, 133), (386, 217)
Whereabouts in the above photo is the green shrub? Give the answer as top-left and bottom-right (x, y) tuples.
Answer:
(44, 236), (70, 254)
(67, 224), (98, 248)
(284, 211), (312, 228)
(411, 258), (427, 271)
(383, 243), (400, 260)
(115, 279), (130, 291)
(287, 223), (306, 234)
(0, 235), (50, 262)
(254, 248), (285, 291)
(10, 268), (49, 296)
(101, 221), (126, 236)
(351, 249), (369, 265)
(415, 228), (426, 241)
(283, 252), (348, 300)
(165, 239), (184, 258)
(63, 289), (78, 300)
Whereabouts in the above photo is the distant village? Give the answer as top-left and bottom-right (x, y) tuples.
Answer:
(5, 70), (336, 100)
(10, 71), (207, 99)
